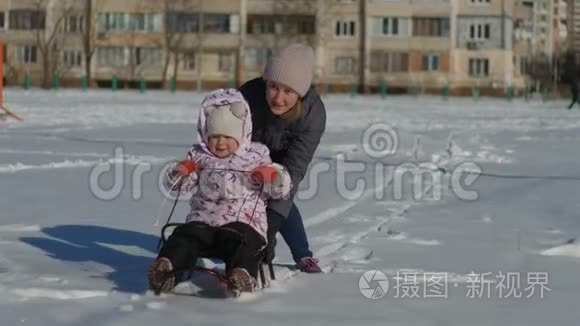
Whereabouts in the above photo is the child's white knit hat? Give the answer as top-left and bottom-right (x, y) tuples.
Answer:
(206, 102), (246, 144)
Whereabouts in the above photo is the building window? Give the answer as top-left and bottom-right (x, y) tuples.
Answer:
(128, 14), (145, 31)
(129, 13), (160, 32)
(129, 13), (158, 32)
(470, 0), (491, 3)
(245, 48), (273, 67)
(65, 16), (84, 33)
(370, 51), (408, 72)
(0, 12), (5, 29)
(183, 52), (196, 70)
(335, 20), (356, 37)
(296, 15), (316, 34)
(147, 14), (159, 31)
(97, 47), (125, 66)
(166, 12), (198, 33)
(98, 13), (125, 32)
(98, 13), (160, 32)
(469, 58), (489, 77)
(520, 56), (528, 75)
(469, 23), (491, 40)
(16, 45), (37, 63)
(218, 52), (233, 72)
(380, 17), (399, 35)
(335, 56), (355, 74)
(412, 17), (449, 37)
(422, 53), (440, 71)
(248, 15), (314, 34)
(280, 15), (315, 34)
(131, 47), (162, 66)
(9, 10), (45, 30)
(372, 17), (410, 36)
(204, 14), (230, 33)
(63, 50), (82, 67)
(247, 15), (315, 35)
(248, 15), (274, 34)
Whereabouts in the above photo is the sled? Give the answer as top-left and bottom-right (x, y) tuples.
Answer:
(0, 105), (23, 122)
(152, 222), (276, 298)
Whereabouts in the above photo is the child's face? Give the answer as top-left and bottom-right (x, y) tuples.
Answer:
(208, 135), (239, 158)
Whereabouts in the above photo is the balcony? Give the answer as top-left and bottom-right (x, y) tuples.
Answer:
(514, 4), (533, 20)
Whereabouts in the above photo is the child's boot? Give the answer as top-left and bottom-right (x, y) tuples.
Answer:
(147, 257), (175, 294)
(227, 268), (256, 292)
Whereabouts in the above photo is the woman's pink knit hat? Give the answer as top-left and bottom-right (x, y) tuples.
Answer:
(262, 43), (315, 97)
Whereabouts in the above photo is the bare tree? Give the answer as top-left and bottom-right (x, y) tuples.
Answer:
(107, 2), (164, 88)
(124, 33), (143, 83)
(358, 0), (367, 93)
(3, 49), (21, 86)
(161, 0), (201, 89)
(248, 0), (337, 91)
(34, 0), (73, 89)
(112, 34), (158, 87)
(82, 0), (95, 85)
(245, 0), (317, 54)
(241, 0), (318, 87)
(315, 0), (341, 93)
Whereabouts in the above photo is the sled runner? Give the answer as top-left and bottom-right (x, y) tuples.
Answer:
(0, 105), (23, 122)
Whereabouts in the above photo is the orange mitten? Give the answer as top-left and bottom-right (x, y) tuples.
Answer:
(176, 160), (199, 176)
(251, 165), (280, 183)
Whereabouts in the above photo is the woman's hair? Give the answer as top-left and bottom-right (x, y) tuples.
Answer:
(280, 98), (303, 122)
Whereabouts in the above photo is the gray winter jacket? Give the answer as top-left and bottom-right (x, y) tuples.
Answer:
(239, 77), (327, 218)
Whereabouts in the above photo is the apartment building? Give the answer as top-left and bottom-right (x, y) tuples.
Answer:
(91, 0), (243, 89)
(528, 0), (568, 58)
(0, 0), (244, 89)
(363, 0), (452, 93)
(0, 0), (543, 94)
(0, 0), (63, 86)
(568, 0), (580, 58)
(514, 0), (534, 81)
(451, 0), (519, 95)
(243, 0), (317, 84)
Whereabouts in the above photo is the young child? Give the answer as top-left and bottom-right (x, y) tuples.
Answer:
(148, 88), (292, 293)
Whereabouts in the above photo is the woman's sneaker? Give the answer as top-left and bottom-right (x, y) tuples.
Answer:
(147, 257), (175, 294)
(227, 268), (256, 292)
(296, 257), (323, 273)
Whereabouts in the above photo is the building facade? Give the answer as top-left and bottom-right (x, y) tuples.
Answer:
(568, 0), (580, 58)
(0, 0), (559, 94)
(452, 0), (519, 94)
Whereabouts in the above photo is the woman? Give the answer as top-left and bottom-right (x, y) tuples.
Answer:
(563, 51), (579, 110)
(239, 43), (326, 273)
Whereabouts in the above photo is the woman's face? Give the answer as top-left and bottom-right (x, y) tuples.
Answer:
(265, 80), (299, 116)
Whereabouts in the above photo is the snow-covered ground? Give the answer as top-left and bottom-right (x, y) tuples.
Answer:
(1, 89), (580, 325)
